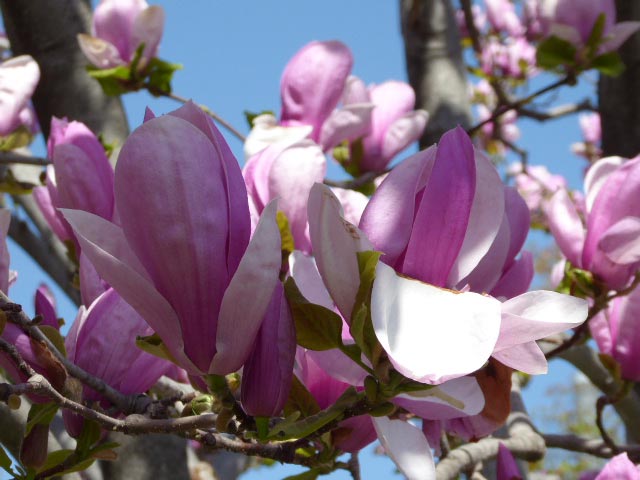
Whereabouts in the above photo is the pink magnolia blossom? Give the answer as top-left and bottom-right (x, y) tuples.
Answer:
(456, 6), (487, 40)
(534, 0), (640, 53)
(78, 0), (164, 69)
(485, 0), (525, 37)
(546, 155), (640, 289)
(572, 113), (602, 160)
(590, 285), (640, 381)
(245, 41), (373, 158)
(339, 76), (428, 173)
(593, 453), (640, 479)
(63, 287), (173, 436)
(62, 102), (282, 376)
(34, 118), (116, 242)
(358, 127), (585, 383)
(510, 163), (567, 214)
(0, 55), (40, 139)
(480, 36), (537, 80)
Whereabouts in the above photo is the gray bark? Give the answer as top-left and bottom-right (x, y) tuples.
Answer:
(0, 0), (129, 143)
(598, 1), (640, 157)
(400, 0), (472, 147)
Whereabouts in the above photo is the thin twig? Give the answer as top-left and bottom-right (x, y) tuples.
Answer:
(596, 395), (620, 454)
(519, 99), (596, 122)
(161, 91), (246, 142)
(323, 170), (386, 190)
(0, 294), (136, 413)
(468, 76), (575, 136)
(347, 452), (361, 480)
(543, 433), (640, 461)
(0, 152), (50, 166)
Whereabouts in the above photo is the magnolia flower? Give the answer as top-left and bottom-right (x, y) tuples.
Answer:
(244, 139), (326, 253)
(0, 55), (40, 141)
(62, 102), (282, 376)
(78, 0), (164, 69)
(480, 37), (537, 80)
(33, 118), (115, 244)
(359, 127), (586, 383)
(510, 163), (567, 214)
(339, 76), (428, 173)
(534, 0), (640, 53)
(245, 41), (373, 158)
(572, 113), (602, 160)
(485, 0), (525, 37)
(63, 288), (173, 436)
(590, 285), (640, 381)
(546, 156), (640, 289)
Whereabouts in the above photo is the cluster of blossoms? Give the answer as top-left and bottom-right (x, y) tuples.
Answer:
(9, 40), (589, 473)
(2, 0), (640, 478)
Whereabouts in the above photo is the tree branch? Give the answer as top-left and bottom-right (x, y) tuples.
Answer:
(435, 375), (545, 480)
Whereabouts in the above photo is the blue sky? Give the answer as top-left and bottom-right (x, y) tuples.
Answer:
(3, 1), (600, 478)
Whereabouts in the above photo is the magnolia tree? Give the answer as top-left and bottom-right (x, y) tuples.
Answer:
(0, 0), (640, 479)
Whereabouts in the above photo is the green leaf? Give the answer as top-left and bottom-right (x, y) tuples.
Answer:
(349, 251), (382, 361)
(37, 449), (74, 475)
(284, 278), (343, 351)
(585, 13), (606, 56)
(284, 375), (321, 418)
(25, 403), (58, 437)
(75, 420), (101, 456)
(283, 469), (322, 480)
(0, 126), (33, 151)
(135, 332), (176, 363)
(38, 326), (67, 358)
(145, 57), (182, 96)
(255, 416), (270, 441)
(591, 52), (625, 77)
(536, 36), (577, 70)
(87, 65), (132, 96)
(268, 387), (360, 440)
(244, 110), (275, 128)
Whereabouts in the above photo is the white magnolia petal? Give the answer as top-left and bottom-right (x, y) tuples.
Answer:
(373, 417), (435, 480)
(584, 156), (625, 212)
(243, 114), (312, 159)
(372, 262), (502, 384)
(496, 291), (587, 350)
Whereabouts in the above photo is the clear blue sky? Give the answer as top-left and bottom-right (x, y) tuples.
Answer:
(4, 1), (598, 478)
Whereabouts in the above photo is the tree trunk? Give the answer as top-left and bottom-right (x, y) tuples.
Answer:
(400, 0), (472, 147)
(598, 1), (640, 157)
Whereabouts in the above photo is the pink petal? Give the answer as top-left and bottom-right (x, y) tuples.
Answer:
(77, 34), (124, 69)
(93, 0), (147, 62)
(546, 189), (585, 267)
(373, 417), (435, 480)
(115, 114), (236, 371)
(599, 217), (640, 265)
(319, 103), (374, 152)
(359, 146), (436, 268)
(61, 209), (199, 374)
(0, 55), (40, 136)
(490, 251), (534, 300)
(402, 126), (476, 286)
(280, 41), (353, 140)
(268, 140), (326, 253)
(131, 5), (164, 63)
(584, 156), (625, 212)
(211, 201), (282, 374)
(447, 149), (505, 286)
(492, 341), (548, 374)
(376, 109), (428, 169)
(393, 376), (485, 419)
(497, 291), (587, 350)
(601, 22), (640, 53)
(308, 184), (372, 321)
